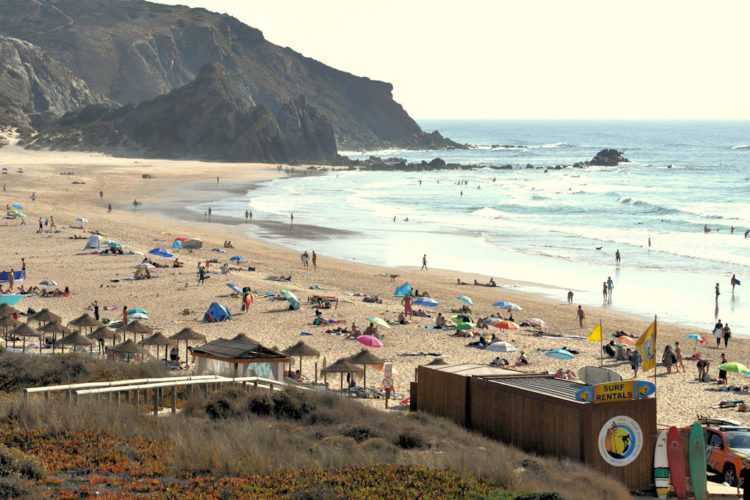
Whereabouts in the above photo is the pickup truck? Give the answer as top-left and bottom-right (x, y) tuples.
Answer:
(705, 425), (750, 486)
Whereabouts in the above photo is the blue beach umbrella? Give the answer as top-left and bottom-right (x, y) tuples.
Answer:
(11, 204), (23, 210)
(39, 279), (58, 286)
(76, 217), (88, 223)
(414, 297), (439, 307)
(281, 289), (300, 310)
(456, 295), (473, 306)
(229, 255), (246, 262)
(128, 308), (149, 315)
(544, 349), (575, 360)
(148, 247), (173, 258)
(211, 248), (226, 253)
(493, 300), (522, 310)
(227, 283), (243, 294)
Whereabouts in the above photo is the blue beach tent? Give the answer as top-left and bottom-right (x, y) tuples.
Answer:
(202, 302), (232, 322)
(393, 282), (412, 296)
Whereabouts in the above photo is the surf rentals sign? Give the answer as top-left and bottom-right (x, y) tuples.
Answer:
(575, 380), (655, 403)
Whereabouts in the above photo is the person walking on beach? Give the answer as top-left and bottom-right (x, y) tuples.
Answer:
(714, 319), (724, 347)
(674, 341), (685, 373)
(576, 305), (585, 328)
(49, 216), (56, 231)
(37, 217), (43, 232)
(602, 282), (608, 302)
(290, 212), (294, 223)
(197, 265), (206, 285)
(312, 251), (317, 269)
(662, 345), (675, 374)
(731, 274), (738, 293)
(615, 249), (621, 265)
(301, 251), (309, 268)
(631, 348), (642, 378)
(606, 277), (614, 301)
(737, 458), (750, 500)
(723, 323), (732, 348)
(92, 301), (100, 321)
(718, 352), (728, 385)
(421, 254), (428, 271)
(401, 294), (414, 319)
(715, 282), (720, 301)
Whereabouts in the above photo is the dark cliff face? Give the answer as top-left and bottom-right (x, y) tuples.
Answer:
(0, 0), (455, 150)
(0, 34), (103, 127)
(27, 63), (338, 163)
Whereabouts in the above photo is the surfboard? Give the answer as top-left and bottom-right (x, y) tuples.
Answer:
(667, 426), (688, 500)
(654, 430), (669, 500)
(575, 385), (594, 403)
(695, 416), (740, 427)
(689, 423), (707, 500)
(634, 380), (656, 399)
(578, 365), (622, 385)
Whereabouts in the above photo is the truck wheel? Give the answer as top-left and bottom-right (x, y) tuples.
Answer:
(724, 464), (738, 486)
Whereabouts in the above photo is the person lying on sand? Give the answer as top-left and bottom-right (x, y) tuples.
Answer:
(456, 278), (467, 285)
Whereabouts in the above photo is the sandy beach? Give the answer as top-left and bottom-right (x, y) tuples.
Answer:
(1, 142), (749, 428)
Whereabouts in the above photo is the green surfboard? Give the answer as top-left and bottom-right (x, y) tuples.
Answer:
(689, 423), (707, 500)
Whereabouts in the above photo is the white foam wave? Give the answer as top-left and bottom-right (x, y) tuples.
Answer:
(731, 144), (750, 150)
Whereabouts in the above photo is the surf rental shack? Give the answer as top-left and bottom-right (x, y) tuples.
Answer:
(414, 364), (656, 491)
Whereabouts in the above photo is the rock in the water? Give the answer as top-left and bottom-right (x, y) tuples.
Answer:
(589, 149), (629, 166)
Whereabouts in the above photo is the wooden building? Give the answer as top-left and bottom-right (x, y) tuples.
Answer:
(415, 364), (656, 491)
(191, 338), (289, 381)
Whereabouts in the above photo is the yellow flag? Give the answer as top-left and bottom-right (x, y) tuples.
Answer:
(588, 323), (601, 342)
(636, 320), (657, 371)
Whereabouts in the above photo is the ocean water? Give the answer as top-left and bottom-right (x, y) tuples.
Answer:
(190, 120), (750, 334)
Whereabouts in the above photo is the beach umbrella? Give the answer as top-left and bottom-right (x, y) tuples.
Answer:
(284, 341), (320, 378)
(11, 204), (22, 210)
(68, 313), (100, 333)
(425, 358), (448, 366)
(107, 339), (149, 362)
(455, 322), (476, 330)
(173, 237), (190, 242)
(55, 331), (94, 353)
(212, 248), (227, 253)
(30, 308), (62, 325)
(414, 297), (439, 307)
(8, 323), (42, 352)
(349, 349), (385, 389)
(7, 209), (20, 215)
(140, 333), (176, 360)
(39, 321), (71, 353)
(39, 280), (58, 287)
(170, 327), (206, 364)
(121, 320), (153, 342)
(617, 336), (636, 347)
(545, 349), (575, 360)
(128, 308), (149, 315)
(135, 262), (155, 270)
(280, 289), (300, 310)
(486, 341), (517, 353)
(321, 358), (363, 391)
(14, 212), (26, 218)
(231, 333), (254, 342)
(0, 303), (18, 317)
(357, 335), (383, 348)
(451, 314), (473, 324)
(490, 320), (520, 331)
(684, 333), (708, 353)
(128, 312), (149, 320)
(366, 317), (390, 329)
(76, 217), (88, 223)
(526, 318), (548, 330)
(226, 283), (243, 294)
(148, 247), (173, 258)
(456, 295), (473, 306)
(718, 362), (748, 374)
(493, 300), (522, 311)
(88, 325), (120, 352)
(0, 315), (21, 343)
(229, 255), (246, 262)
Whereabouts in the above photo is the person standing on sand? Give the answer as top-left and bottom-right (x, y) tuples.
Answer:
(301, 251), (309, 268)
(602, 282), (608, 302)
(714, 319), (724, 347)
(7, 269), (13, 291)
(615, 249), (621, 265)
(662, 345), (675, 374)
(198, 265), (206, 285)
(92, 301), (99, 321)
(49, 216), (56, 231)
(674, 341), (685, 373)
(576, 305), (585, 328)
(290, 212), (294, 223)
(567, 291), (574, 304)
(122, 306), (128, 327)
(607, 277), (614, 300)
(718, 352), (728, 385)
(723, 323), (732, 348)
(738, 459), (750, 500)
(312, 251), (317, 269)
(715, 282), (720, 301)
(732, 274), (738, 293)
(421, 254), (428, 271)
(401, 294), (413, 319)
(631, 348), (642, 378)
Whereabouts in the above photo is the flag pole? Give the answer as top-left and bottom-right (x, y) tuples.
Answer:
(653, 315), (658, 395)
(599, 320), (603, 367)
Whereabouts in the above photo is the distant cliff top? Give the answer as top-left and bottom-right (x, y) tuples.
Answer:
(0, 0), (459, 150)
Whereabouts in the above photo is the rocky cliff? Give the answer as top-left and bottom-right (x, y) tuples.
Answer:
(0, 34), (103, 128)
(26, 63), (338, 163)
(0, 0), (459, 150)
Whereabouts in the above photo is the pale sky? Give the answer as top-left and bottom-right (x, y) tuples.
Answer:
(153, 1), (750, 120)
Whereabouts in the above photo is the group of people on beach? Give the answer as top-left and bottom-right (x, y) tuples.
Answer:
(300, 250), (317, 269)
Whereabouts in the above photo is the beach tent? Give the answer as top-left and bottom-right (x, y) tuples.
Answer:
(183, 238), (203, 249)
(0, 270), (24, 283)
(202, 302), (232, 323)
(85, 234), (103, 249)
(172, 240), (182, 248)
(393, 282), (412, 296)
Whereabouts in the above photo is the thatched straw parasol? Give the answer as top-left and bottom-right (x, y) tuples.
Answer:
(30, 308), (62, 326)
(0, 314), (20, 341)
(170, 327), (206, 364)
(321, 357), (364, 391)
(425, 357), (448, 366)
(139, 332), (176, 360)
(120, 320), (153, 342)
(231, 333), (254, 342)
(38, 322), (72, 353)
(68, 313), (100, 333)
(8, 322), (42, 352)
(348, 349), (384, 389)
(283, 341), (320, 379)
(0, 303), (17, 318)
(107, 339), (149, 363)
(88, 326), (120, 353)
(55, 331), (94, 353)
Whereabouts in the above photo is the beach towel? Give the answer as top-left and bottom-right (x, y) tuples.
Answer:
(300, 332), (312, 336)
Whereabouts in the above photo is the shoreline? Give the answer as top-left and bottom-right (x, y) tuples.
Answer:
(2, 145), (750, 426)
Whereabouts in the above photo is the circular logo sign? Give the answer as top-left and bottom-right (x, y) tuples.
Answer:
(598, 416), (643, 467)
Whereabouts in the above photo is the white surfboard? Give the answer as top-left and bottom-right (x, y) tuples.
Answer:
(577, 365), (622, 385)
(654, 430), (669, 500)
